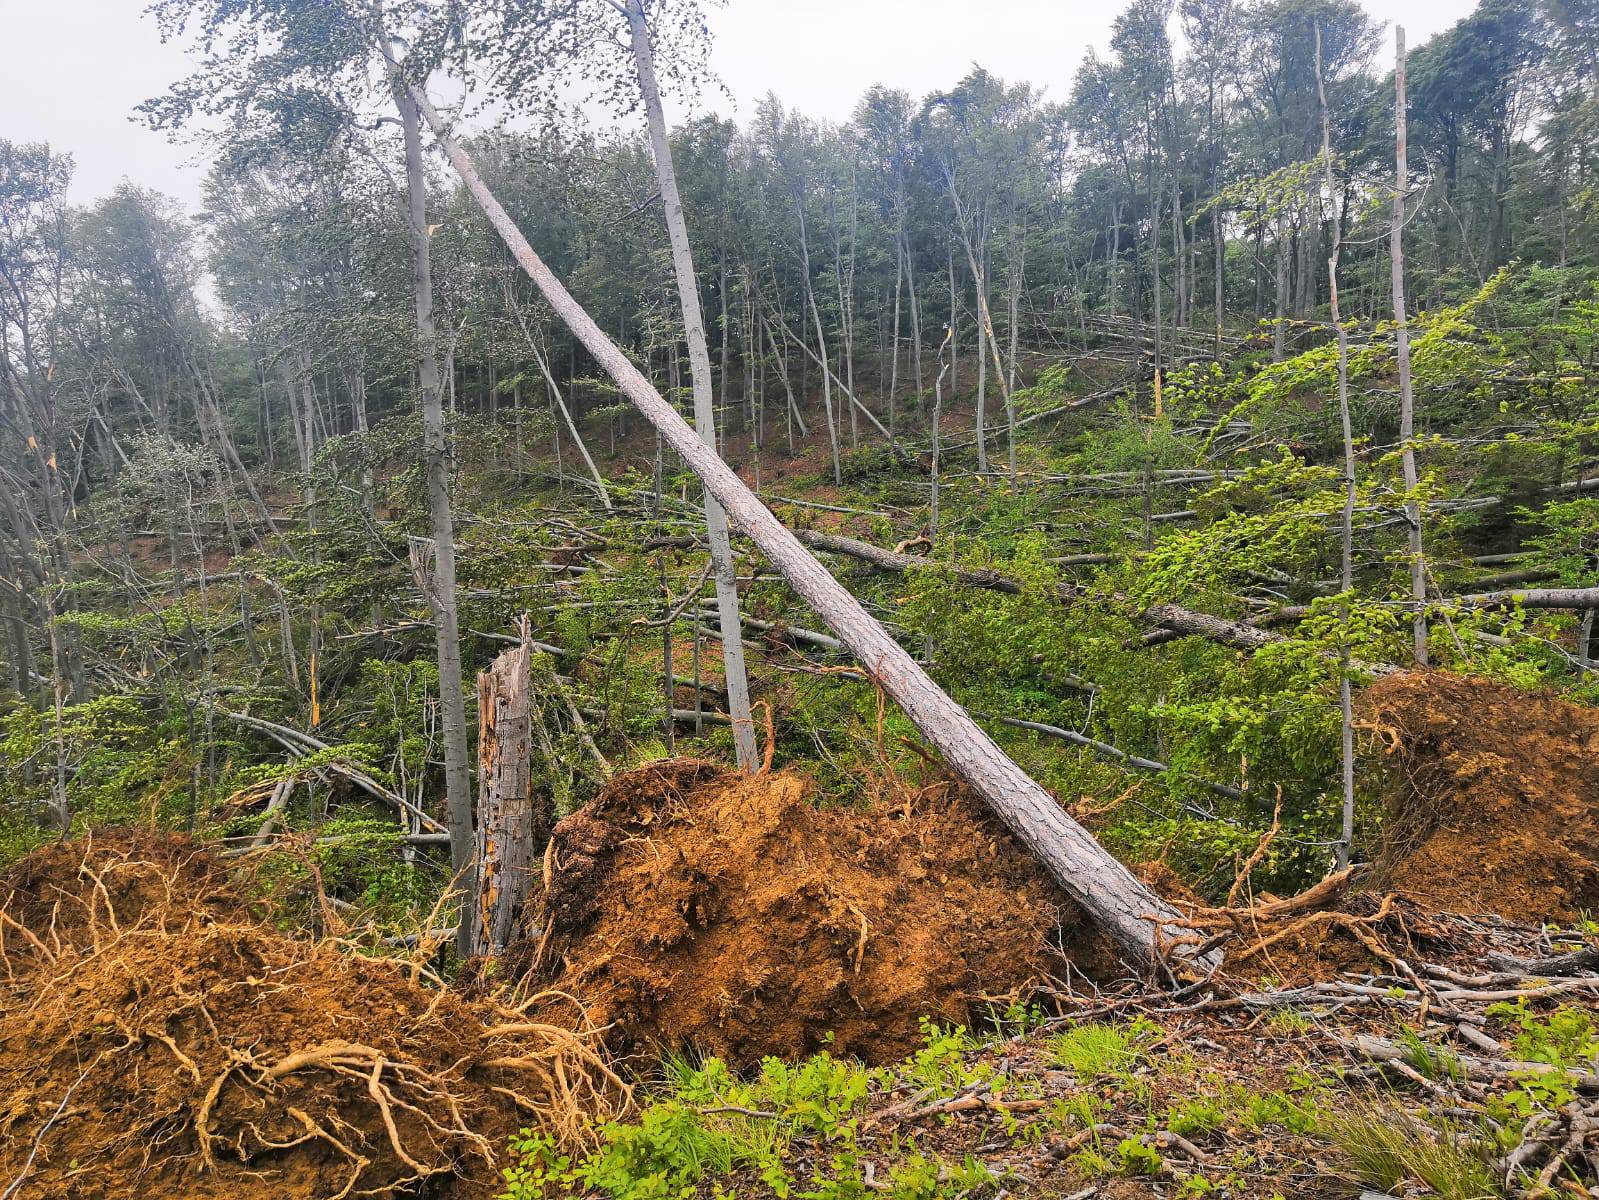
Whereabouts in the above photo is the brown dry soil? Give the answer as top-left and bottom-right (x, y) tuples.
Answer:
(1361, 670), (1599, 922)
(0, 833), (619, 1200)
(515, 759), (1124, 1068)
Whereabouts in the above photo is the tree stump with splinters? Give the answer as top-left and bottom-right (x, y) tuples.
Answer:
(473, 632), (547, 957)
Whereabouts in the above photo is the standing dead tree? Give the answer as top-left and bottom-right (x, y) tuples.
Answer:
(390, 55), (474, 957)
(401, 78), (1202, 971)
(1393, 26), (1427, 667)
(1316, 21), (1358, 871)
(474, 633), (545, 958)
(623, 0), (757, 769)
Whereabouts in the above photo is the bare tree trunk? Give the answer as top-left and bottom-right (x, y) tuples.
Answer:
(955, 233), (1016, 480)
(1150, 159), (1163, 375)
(947, 245), (959, 397)
(1006, 223), (1022, 488)
(760, 311), (809, 441)
(1318, 22), (1358, 871)
(833, 171), (859, 450)
(888, 235), (903, 438)
(799, 201), (843, 487)
(903, 227), (924, 413)
(626, 0), (757, 769)
(1393, 27), (1428, 667)
(508, 292), (611, 508)
(1213, 200), (1225, 357)
(411, 84), (1197, 968)
(1108, 199), (1122, 316)
(1272, 208), (1288, 362)
(394, 79), (475, 956)
(473, 635), (544, 958)
(927, 332), (951, 666)
(975, 259), (988, 475)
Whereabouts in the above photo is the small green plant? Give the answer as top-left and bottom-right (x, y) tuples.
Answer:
(1485, 1001), (1599, 1119)
(1167, 1095), (1227, 1138)
(1396, 1026), (1467, 1083)
(1047, 1017), (1160, 1080)
(1114, 1136), (1165, 1176)
(1266, 1007), (1312, 1037)
(1320, 1105), (1500, 1200)
(1235, 1087), (1320, 1135)
(884, 1151), (991, 1200)
(897, 1018), (993, 1098)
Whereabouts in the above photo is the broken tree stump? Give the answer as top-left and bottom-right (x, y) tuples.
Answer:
(473, 633), (547, 957)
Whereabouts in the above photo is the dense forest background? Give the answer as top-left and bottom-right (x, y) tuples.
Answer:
(1, 0), (1596, 918)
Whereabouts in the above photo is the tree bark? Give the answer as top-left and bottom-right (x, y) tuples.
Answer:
(625, 0), (757, 770)
(1318, 21), (1358, 871)
(394, 79), (475, 958)
(474, 635), (545, 958)
(796, 196), (842, 485)
(410, 82), (1198, 969)
(507, 292), (612, 509)
(1393, 27), (1428, 667)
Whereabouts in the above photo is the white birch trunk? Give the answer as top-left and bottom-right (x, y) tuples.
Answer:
(625, 0), (758, 769)
(406, 79), (1199, 970)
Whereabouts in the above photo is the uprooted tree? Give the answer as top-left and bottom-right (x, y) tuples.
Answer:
(393, 70), (1198, 969)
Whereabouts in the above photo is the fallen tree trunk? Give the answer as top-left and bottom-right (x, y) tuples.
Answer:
(1250, 584), (1599, 634)
(797, 529), (1403, 677)
(219, 710), (445, 833)
(796, 528), (1078, 602)
(409, 83), (1199, 970)
(1451, 585), (1599, 610)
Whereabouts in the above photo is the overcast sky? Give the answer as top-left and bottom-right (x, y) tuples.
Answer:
(4, 0), (1476, 213)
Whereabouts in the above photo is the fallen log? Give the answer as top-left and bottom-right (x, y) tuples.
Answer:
(413, 81), (1200, 970)
(796, 529), (1401, 675)
(795, 528), (1078, 602)
(989, 715), (1252, 804)
(219, 710), (445, 834)
(1452, 584), (1599, 610)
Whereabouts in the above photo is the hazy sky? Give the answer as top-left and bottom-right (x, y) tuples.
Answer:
(4, 0), (1477, 213)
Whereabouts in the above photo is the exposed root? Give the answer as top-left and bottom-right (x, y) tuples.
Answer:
(0, 832), (626, 1199)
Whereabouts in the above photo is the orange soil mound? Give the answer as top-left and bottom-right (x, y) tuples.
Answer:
(0, 832), (618, 1200)
(517, 760), (1113, 1068)
(1361, 671), (1599, 922)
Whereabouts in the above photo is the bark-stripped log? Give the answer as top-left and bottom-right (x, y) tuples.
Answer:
(795, 529), (1402, 678)
(405, 81), (1199, 970)
(1450, 586), (1599, 610)
(473, 636), (545, 958)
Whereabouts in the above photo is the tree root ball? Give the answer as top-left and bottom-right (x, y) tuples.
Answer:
(0, 832), (621, 1200)
(510, 760), (1120, 1067)
(1361, 670), (1599, 922)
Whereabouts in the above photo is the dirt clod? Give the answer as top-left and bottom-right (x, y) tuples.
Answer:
(516, 760), (1111, 1067)
(1361, 670), (1599, 923)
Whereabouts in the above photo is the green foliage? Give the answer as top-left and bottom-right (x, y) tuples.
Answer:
(1320, 1105), (1501, 1200)
(1047, 1017), (1160, 1080)
(1485, 1001), (1599, 1119)
(499, 1050), (892, 1200)
(0, 694), (186, 859)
